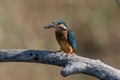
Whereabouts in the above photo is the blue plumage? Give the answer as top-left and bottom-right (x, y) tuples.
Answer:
(68, 30), (76, 52)
(44, 19), (77, 54)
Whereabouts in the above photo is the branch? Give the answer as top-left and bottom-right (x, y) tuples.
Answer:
(0, 49), (119, 80)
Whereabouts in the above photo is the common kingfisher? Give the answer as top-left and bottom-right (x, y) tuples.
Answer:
(44, 20), (76, 54)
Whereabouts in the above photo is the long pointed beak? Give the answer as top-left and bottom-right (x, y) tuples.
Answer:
(44, 24), (56, 29)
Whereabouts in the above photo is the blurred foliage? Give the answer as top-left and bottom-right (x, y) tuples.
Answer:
(0, 0), (120, 80)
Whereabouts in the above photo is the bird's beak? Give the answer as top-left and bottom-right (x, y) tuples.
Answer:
(44, 24), (56, 29)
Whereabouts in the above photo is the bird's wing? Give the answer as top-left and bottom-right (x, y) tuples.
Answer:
(68, 30), (77, 52)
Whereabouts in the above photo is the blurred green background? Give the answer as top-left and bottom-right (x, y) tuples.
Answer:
(0, 0), (120, 80)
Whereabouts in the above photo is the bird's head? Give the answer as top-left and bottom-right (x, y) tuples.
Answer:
(44, 20), (67, 30)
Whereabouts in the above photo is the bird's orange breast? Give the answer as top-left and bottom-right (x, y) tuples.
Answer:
(55, 30), (74, 54)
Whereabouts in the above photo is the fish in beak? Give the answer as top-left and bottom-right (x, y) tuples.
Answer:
(44, 24), (56, 29)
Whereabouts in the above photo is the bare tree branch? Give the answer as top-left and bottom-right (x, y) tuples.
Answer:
(0, 49), (119, 80)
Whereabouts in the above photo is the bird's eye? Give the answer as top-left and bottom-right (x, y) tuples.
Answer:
(58, 23), (61, 25)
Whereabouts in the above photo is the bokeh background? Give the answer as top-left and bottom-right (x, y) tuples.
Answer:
(0, 0), (120, 80)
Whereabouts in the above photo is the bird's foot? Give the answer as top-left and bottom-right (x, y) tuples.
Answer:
(55, 50), (62, 53)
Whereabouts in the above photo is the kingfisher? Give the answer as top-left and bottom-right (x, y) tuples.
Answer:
(44, 20), (76, 54)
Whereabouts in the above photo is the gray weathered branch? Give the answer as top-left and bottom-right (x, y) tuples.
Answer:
(0, 49), (119, 80)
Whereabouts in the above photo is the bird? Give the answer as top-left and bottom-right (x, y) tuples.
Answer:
(44, 20), (76, 54)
